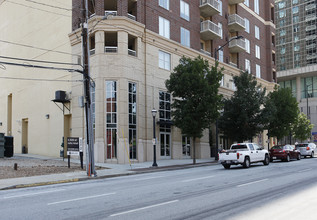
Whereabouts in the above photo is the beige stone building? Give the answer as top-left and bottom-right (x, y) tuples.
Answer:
(0, 0), (73, 156)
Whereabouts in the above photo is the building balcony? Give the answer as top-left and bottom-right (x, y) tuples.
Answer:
(104, 46), (118, 53)
(228, 0), (244, 4)
(228, 14), (245, 32)
(229, 38), (246, 53)
(105, 10), (117, 17)
(127, 13), (136, 21)
(199, 0), (220, 18)
(200, 20), (222, 40)
(128, 49), (137, 56)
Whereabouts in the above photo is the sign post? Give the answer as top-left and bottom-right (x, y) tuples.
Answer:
(67, 137), (83, 168)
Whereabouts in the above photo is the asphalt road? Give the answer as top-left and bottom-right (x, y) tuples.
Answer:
(1, 157), (317, 220)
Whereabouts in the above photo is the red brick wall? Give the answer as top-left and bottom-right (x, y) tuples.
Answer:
(71, 0), (275, 82)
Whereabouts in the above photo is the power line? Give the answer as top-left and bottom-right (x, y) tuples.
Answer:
(0, 60), (83, 73)
(25, 0), (72, 11)
(0, 76), (82, 82)
(6, 0), (71, 17)
(0, 39), (77, 56)
(0, 55), (82, 67)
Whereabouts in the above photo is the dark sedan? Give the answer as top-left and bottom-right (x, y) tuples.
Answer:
(269, 145), (301, 162)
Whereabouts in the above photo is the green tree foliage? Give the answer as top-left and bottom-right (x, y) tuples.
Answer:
(263, 87), (298, 140)
(219, 71), (266, 142)
(165, 56), (223, 164)
(291, 112), (314, 142)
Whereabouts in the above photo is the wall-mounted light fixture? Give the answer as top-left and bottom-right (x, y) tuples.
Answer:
(45, 114), (50, 119)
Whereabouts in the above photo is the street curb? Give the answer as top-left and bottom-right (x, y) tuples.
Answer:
(0, 162), (218, 190)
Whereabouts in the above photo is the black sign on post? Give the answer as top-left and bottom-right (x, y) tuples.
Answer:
(67, 137), (83, 168)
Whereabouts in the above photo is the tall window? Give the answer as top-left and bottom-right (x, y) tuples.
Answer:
(128, 82), (137, 159)
(106, 81), (117, 159)
(219, 0), (222, 16)
(218, 23), (223, 39)
(254, 0), (259, 14)
(159, 0), (169, 10)
(181, 27), (190, 47)
(245, 39), (250, 53)
(245, 18), (250, 33)
(245, 59), (251, 73)
(255, 45), (260, 59)
(159, 16), (170, 39)
(180, 0), (189, 21)
(255, 25), (260, 39)
(159, 91), (171, 131)
(244, 0), (249, 7)
(218, 47), (224, 63)
(159, 50), (171, 70)
(256, 64), (261, 78)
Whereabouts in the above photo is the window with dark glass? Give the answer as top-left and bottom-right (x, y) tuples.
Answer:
(106, 81), (117, 159)
(129, 82), (137, 159)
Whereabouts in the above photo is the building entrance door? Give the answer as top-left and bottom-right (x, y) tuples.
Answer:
(182, 136), (191, 158)
(106, 128), (117, 159)
(160, 132), (171, 159)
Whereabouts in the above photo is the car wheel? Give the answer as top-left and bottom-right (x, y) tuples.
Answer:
(223, 164), (230, 169)
(311, 152), (314, 158)
(243, 157), (250, 168)
(297, 153), (301, 160)
(285, 154), (290, 162)
(263, 155), (269, 165)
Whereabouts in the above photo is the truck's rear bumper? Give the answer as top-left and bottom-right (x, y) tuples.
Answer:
(219, 160), (241, 165)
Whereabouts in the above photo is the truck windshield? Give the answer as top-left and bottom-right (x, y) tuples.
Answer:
(231, 145), (247, 150)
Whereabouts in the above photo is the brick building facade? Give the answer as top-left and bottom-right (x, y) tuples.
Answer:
(70, 0), (276, 164)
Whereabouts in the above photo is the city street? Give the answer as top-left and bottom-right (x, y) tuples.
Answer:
(1, 158), (317, 220)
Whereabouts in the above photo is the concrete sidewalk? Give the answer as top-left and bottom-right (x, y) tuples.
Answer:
(0, 154), (216, 190)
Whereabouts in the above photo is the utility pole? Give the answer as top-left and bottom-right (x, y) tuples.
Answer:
(81, 0), (96, 176)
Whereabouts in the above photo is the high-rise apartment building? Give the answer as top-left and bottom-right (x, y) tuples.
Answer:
(70, 0), (276, 163)
(275, 0), (317, 134)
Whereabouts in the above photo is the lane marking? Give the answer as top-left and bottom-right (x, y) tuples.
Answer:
(110, 200), (179, 217)
(134, 176), (164, 181)
(3, 189), (66, 199)
(298, 168), (312, 172)
(181, 175), (215, 183)
(47, 192), (116, 205)
(237, 179), (268, 187)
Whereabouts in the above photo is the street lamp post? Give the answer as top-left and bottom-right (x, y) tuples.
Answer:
(214, 36), (243, 161)
(152, 109), (158, 167)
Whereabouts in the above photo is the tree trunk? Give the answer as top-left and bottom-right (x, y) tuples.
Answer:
(193, 137), (196, 165)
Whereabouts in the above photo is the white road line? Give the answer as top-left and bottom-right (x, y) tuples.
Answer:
(47, 192), (116, 205)
(3, 189), (66, 199)
(181, 175), (215, 183)
(298, 168), (312, 172)
(134, 176), (164, 181)
(110, 200), (179, 217)
(237, 179), (268, 187)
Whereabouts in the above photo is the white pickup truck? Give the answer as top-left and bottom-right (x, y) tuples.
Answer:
(218, 143), (270, 169)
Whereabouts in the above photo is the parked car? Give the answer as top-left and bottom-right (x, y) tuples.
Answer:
(295, 143), (316, 158)
(269, 145), (301, 162)
(218, 143), (270, 169)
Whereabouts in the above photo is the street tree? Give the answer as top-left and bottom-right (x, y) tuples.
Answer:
(165, 56), (223, 164)
(263, 87), (298, 141)
(219, 71), (266, 142)
(291, 112), (314, 142)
